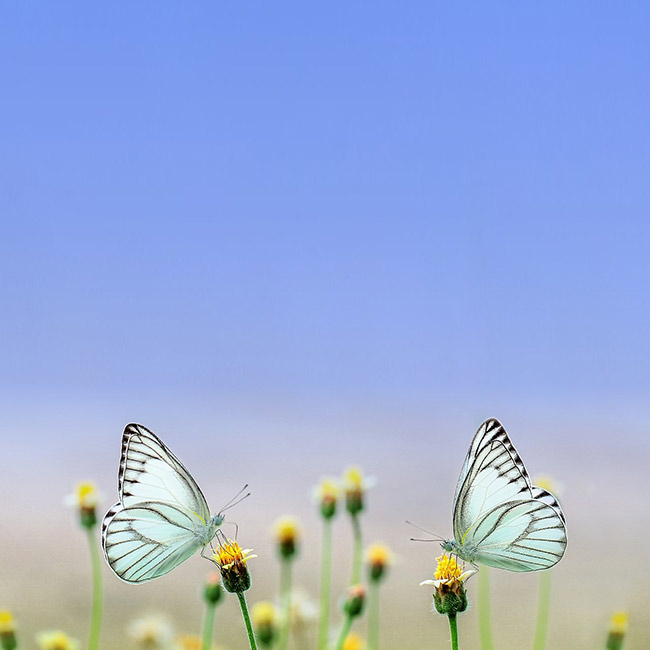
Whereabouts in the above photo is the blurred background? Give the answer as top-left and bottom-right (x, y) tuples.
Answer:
(1, 2), (649, 649)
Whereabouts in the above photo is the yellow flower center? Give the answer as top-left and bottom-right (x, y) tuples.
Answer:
(213, 540), (253, 569)
(434, 554), (462, 581)
(342, 632), (365, 650)
(273, 516), (300, 543)
(75, 482), (99, 508)
(251, 601), (277, 627)
(176, 635), (202, 650)
(609, 611), (629, 634)
(0, 610), (14, 632)
(343, 466), (364, 490)
(317, 478), (339, 501)
(366, 543), (392, 567)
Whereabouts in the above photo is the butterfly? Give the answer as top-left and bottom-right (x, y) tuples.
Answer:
(442, 418), (567, 571)
(102, 423), (228, 583)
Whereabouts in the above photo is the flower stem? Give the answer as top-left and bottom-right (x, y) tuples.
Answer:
(532, 570), (552, 650)
(86, 527), (103, 650)
(202, 601), (217, 650)
(448, 614), (459, 650)
(368, 580), (380, 650)
(318, 517), (333, 650)
(237, 591), (259, 650)
(278, 557), (293, 650)
(478, 567), (494, 650)
(334, 613), (353, 650)
(350, 514), (362, 585)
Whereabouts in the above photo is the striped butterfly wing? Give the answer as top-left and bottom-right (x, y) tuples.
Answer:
(102, 501), (206, 583)
(453, 418), (567, 572)
(102, 424), (214, 583)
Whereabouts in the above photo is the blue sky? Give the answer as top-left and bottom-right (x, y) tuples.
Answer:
(1, 3), (649, 427)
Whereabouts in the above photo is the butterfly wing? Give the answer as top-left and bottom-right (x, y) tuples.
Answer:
(102, 424), (215, 583)
(102, 501), (207, 583)
(118, 423), (211, 522)
(453, 418), (567, 572)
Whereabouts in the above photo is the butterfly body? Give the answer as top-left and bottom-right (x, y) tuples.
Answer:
(102, 423), (224, 583)
(444, 418), (567, 572)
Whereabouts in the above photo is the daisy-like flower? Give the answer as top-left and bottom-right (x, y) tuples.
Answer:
(342, 633), (365, 650)
(341, 467), (374, 516)
(203, 572), (224, 606)
(36, 631), (80, 650)
(365, 543), (393, 583)
(211, 538), (257, 593)
(127, 614), (175, 649)
(273, 515), (301, 559)
(251, 601), (278, 647)
(0, 611), (16, 650)
(606, 612), (629, 650)
(420, 554), (475, 616)
(65, 481), (102, 528)
(314, 477), (339, 519)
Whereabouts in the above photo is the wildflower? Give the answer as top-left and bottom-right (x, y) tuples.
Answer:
(203, 572), (224, 606)
(342, 633), (365, 650)
(342, 467), (374, 516)
(273, 515), (301, 559)
(211, 538), (256, 593)
(0, 611), (16, 650)
(65, 481), (101, 528)
(365, 543), (393, 583)
(420, 554), (475, 616)
(314, 477), (339, 519)
(606, 612), (628, 650)
(288, 589), (318, 625)
(251, 601), (278, 647)
(127, 614), (175, 649)
(36, 631), (80, 650)
(343, 584), (366, 618)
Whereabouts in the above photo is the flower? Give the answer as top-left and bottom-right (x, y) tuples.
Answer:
(288, 589), (318, 625)
(273, 515), (301, 559)
(342, 633), (365, 650)
(342, 466), (374, 516)
(211, 538), (256, 593)
(175, 636), (201, 650)
(203, 572), (224, 606)
(533, 474), (563, 498)
(365, 543), (393, 582)
(65, 481), (102, 528)
(36, 631), (80, 650)
(0, 611), (16, 650)
(127, 614), (175, 649)
(314, 477), (339, 519)
(420, 554), (475, 616)
(343, 584), (366, 618)
(251, 601), (278, 647)
(606, 612), (628, 650)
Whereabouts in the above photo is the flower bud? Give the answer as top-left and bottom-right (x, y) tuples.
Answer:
(203, 572), (224, 606)
(251, 601), (278, 647)
(273, 516), (300, 560)
(0, 611), (16, 650)
(343, 584), (366, 618)
(210, 539), (256, 594)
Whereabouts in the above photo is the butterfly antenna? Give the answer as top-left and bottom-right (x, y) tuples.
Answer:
(405, 520), (446, 542)
(219, 484), (251, 513)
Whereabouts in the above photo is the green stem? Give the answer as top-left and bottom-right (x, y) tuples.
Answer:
(202, 602), (217, 650)
(86, 527), (103, 650)
(478, 567), (494, 650)
(350, 514), (362, 585)
(334, 614), (353, 650)
(237, 591), (259, 650)
(532, 570), (552, 650)
(278, 557), (293, 650)
(318, 518), (333, 650)
(368, 580), (380, 650)
(448, 614), (459, 650)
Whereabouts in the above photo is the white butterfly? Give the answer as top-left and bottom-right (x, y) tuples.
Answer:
(102, 423), (226, 583)
(442, 418), (567, 571)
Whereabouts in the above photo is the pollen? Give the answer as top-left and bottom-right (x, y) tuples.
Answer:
(213, 540), (254, 570)
(434, 554), (462, 581)
(0, 610), (14, 633)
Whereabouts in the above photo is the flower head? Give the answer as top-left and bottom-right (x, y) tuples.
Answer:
(0, 611), (16, 650)
(251, 601), (278, 647)
(127, 614), (175, 649)
(343, 584), (366, 618)
(203, 572), (224, 606)
(36, 631), (80, 650)
(606, 612), (628, 650)
(342, 466), (374, 516)
(65, 481), (102, 528)
(342, 633), (365, 650)
(288, 589), (318, 625)
(273, 515), (301, 559)
(314, 477), (339, 519)
(365, 543), (393, 582)
(211, 538), (256, 593)
(420, 554), (475, 616)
